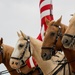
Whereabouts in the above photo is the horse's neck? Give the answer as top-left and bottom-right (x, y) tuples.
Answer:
(61, 24), (75, 71)
(30, 37), (59, 74)
(2, 44), (20, 75)
(30, 37), (43, 63)
(63, 48), (75, 72)
(61, 24), (68, 34)
(30, 37), (42, 54)
(2, 44), (14, 70)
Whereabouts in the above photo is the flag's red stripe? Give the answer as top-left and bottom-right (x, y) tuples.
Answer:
(40, 4), (53, 13)
(37, 33), (42, 41)
(41, 15), (54, 26)
(26, 58), (31, 68)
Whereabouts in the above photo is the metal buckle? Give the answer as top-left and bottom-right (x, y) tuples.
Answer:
(16, 69), (21, 73)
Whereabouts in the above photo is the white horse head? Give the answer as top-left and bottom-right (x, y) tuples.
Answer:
(10, 30), (33, 69)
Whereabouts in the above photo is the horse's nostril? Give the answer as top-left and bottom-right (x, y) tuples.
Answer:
(15, 62), (18, 65)
(12, 61), (14, 64)
(43, 53), (47, 57)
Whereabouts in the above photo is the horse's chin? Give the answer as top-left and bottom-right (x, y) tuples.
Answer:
(10, 65), (21, 70)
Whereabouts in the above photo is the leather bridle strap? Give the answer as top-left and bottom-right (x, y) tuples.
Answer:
(42, 27), (62, 56)
(64, 34), (75, 38)
(11, 36), (32, 66)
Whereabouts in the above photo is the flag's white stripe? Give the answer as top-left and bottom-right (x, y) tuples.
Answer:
(29, 56), (35, 68)
(40, 10), (53, 19)
(41, 25), (44, 40)
(40, 0), (52, 9)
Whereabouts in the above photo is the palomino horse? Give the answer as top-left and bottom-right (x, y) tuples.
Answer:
(0, 38), (41, 75)
(41, 16), (75, 74)
(62, 13), (75, 50)
(10, 30), (68, 75)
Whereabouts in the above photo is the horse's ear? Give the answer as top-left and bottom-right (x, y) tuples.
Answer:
(17, 32), (21, 37)
(20, 30), (26, 38)
(56, 16), (62, 23)
(45, 17), (50, 26)
(70, 14), (73, 16)
(70, 13), (75, 16)
(1, 37), (3, 44)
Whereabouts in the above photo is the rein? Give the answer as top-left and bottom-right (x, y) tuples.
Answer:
(42, 26), (62, 56)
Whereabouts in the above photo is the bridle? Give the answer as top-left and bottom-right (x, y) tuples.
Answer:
(0, 45), (4, 63)
(11, 36), (43, 75)
(42, 25), (62, 57)
(11, 36), (31, 65)
(64, 34), (75, 45)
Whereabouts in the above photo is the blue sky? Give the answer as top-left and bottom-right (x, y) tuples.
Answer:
(0, 0), (75, 75)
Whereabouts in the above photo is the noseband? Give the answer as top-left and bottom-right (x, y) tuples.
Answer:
(0, 46), (4, 63)
(11, 36), (31, 64)
(42, 26), (62, 56)
(64, 34), (75, 45)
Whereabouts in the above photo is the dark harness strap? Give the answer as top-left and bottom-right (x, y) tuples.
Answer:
(53, 62), (67, 75)
(64, 34), (75, 38)
(51, 57), (72, 75)
(52, 58), (75, 75)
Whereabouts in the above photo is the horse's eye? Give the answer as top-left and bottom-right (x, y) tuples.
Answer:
(50, 32), (55, 36)
(19, 44), (24, 48)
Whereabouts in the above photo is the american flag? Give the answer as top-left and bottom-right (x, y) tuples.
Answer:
(37, 0), (54, 41)
(26, 0), (54, 68)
